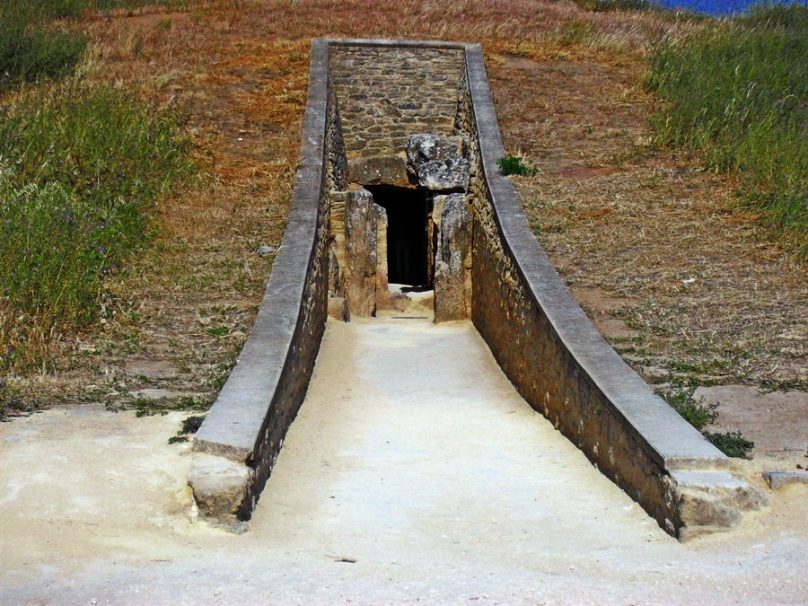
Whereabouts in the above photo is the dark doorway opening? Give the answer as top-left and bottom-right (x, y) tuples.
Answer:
(366, 185), (431, 289)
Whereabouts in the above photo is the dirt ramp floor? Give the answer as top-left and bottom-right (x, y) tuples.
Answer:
(2, 320), (807, 605)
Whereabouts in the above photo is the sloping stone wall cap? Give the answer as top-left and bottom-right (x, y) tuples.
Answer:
(192, 39), (330, 464)
(462, 44), (728, 469)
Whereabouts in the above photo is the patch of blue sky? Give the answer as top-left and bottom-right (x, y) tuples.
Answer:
(653, 0), (807, 16)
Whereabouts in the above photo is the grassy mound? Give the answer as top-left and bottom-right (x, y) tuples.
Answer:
(647, 4), (808, 259)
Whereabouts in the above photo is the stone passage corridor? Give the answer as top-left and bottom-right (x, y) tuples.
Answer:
(256, 318), (662, 554)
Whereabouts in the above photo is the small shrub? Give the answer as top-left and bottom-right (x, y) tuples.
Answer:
(497, 154), (537, 177)
(703, 431), (755, 459)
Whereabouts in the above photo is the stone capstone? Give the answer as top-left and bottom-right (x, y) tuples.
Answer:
(405, 134), (469, 192)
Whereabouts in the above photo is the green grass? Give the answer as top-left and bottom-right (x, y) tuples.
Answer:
(0, 2), (87, 90)
(0, 85), (191, 368)
(647, 4), (808, 259)
(573, 0), (651, 11)
(0, 0), (185, 91)
(498, 154), (538, 177)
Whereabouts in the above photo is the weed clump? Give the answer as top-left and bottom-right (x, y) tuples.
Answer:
(497, 154), (538, 177)
(168, 414), (206, 444)
(647, 5), (808, 259)
(702, 430), (755, 459)
(659, 387), (755, 458)
(660, 387), (718, 430)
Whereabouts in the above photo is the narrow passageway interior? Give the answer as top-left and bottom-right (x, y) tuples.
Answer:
(365, 185), (432, 290)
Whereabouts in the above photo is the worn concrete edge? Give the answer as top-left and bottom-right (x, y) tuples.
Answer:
(462, 44), (728, 472)
(191, 41), (330, 470)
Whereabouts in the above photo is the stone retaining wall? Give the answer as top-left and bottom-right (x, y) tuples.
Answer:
(189, 40), (337, 528)
(330, 44), (464, 187)
(188, 39), (763, 539)
(460, 45), (763, 539)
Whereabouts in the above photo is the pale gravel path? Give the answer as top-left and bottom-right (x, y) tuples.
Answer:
(1, 319), (806, 605)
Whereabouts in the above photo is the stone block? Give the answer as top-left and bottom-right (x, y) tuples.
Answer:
(327, 296), (350, 322)
(188, 453), (254, 531)
(666, 470), (767, 541)
(347, 155), (412, 188)
(434, 193), (470, 321)
(344, 189), (379, 317)
(375, 205), (392, 311)
(763, 470), (808, 489)
(405, 133), (469, 192)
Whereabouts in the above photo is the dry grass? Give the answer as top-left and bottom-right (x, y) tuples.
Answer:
(1, 0), (805, 419)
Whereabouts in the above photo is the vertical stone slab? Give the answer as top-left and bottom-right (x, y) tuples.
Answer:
(434, 193), (471, 321)
(328, 191), (347, 296)
(344, 188), (379, 317)
(375, 205), (391, 310)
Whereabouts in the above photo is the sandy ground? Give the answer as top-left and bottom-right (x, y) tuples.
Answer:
(1, 319), (807, 605)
